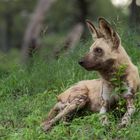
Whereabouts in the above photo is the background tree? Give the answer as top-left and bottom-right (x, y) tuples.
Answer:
(130, 0), (140, 26)
(0, 0), (37, 52)
(0, 0), (139, 58)
(21, 0), (57, 64)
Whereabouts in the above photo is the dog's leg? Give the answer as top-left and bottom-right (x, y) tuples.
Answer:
(42, 95), (88, 132)
(119, 92), (135, 127)
(41, 102), (66, 131)
(46, 102), (65, 121)
(99, 99), (109, 125)
(99, 82), (110, 125)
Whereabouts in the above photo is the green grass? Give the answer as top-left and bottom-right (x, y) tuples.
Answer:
(1, 28), (140, 140)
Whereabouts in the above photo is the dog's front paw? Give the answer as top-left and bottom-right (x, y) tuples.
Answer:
(41, 121), (52, 132)
(118, 119), (130, 128)
(100, 114), (109, 126)
(118, 116), (131, 128)
(118, 122), (126, 128)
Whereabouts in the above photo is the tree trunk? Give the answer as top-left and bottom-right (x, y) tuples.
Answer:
(54, 23), (84, 59)
(75, 0), (89, 39)
(21, 0), (56, 64)
(130, 0), (140, 26)
(52, 0), (88, 59)
(77, 0), (88, 26)
(4, 12), (13, 52)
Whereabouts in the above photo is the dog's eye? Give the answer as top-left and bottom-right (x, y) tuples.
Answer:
(94, 48), (102, 53)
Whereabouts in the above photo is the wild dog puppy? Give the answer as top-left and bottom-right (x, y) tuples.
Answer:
(42, 79), (104, 132)
(79, 17), (140, 127)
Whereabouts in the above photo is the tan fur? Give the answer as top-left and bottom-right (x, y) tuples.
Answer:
(80, 19), (140, 93)
(42, 79), (118, 132)
(42, 18), (140, 132)
(57, 79), (103, 111)
(79, 17), (140, 127)
(42, 79), (104, 132)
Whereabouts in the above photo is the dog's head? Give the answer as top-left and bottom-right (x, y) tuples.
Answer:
(79, 17), (121, 71)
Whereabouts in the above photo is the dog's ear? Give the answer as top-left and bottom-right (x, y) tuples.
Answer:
(86, 19), (101, 39)
(98, 17), (120, 49)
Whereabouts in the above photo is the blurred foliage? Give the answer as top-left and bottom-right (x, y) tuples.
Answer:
(0, 0), (136, 52)
(0, 0), (37, 51)
(46, 0), (127, 31)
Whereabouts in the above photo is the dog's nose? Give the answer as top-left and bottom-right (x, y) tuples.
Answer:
(78, 60), (84, 65)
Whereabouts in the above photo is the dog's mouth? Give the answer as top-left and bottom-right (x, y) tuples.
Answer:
(81, 66), (94, 71)
(79, 58), (115, 72)
(83, 65), (101, 71)
(78, 61), (100, 71)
